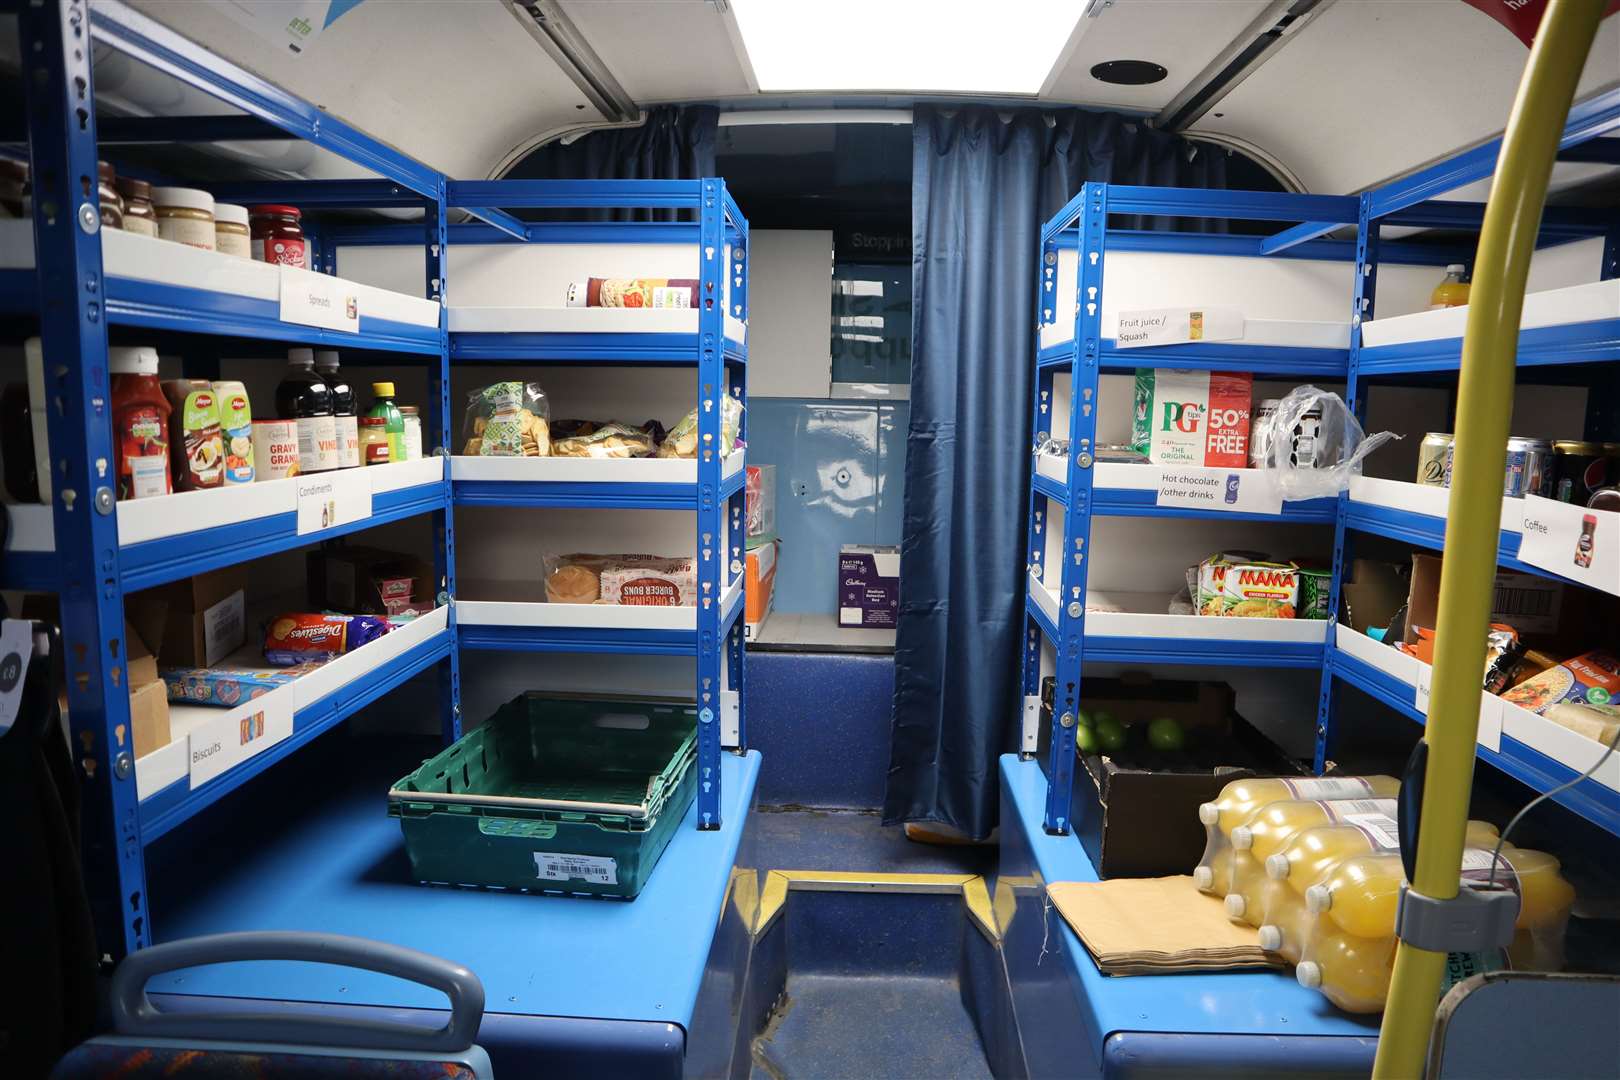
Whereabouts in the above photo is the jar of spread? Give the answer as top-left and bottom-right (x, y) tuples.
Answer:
(153, 186), (216, 251)
(250, 204), (306, 267)
(117, 177), (157, 237)
(399, 405), (423, 460)
(97, 160), (125, 230)
(359, 416), (391, 465)
(0, 159), (30, 218)
(214, 202), (251, 258)
(110, 347), (171, 500)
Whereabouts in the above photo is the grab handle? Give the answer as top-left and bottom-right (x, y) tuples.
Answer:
(110, 931), (484, 1053)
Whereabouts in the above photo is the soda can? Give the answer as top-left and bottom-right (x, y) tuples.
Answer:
(1416, 432), (1454, 487)
(1225, 473), (1241, 504)
(1504, 437), (1553, 499)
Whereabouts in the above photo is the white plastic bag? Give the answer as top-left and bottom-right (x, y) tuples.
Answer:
(1259, 386), (1396, 500)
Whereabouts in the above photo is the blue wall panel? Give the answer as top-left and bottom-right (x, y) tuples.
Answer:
(747, 652), (895, 808)
(745, 398), (908, 615)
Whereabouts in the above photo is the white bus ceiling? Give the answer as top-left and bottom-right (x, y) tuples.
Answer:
(83, 0), (1620, 195)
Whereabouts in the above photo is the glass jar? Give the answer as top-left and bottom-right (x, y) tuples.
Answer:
(250, 204), (306, 267)
(152, 186), (216, 251)
(399, 405), (423, 461)
(117, 177), (157, 237)
(0, 159), (29, 219)
(359, 416), (391, 465)
(96, 160), (125, 230)
(214, 202), (251, 258)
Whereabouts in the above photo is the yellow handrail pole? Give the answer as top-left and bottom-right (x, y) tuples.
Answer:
(1371, 3), (1603, 1077)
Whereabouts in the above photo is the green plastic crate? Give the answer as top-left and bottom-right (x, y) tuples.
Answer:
(388, 692), (698, 899)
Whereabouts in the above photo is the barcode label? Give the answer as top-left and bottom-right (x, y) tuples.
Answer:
(1460, 848), (1521, 904)
(1341, 812), (1401, 850)
(1494, 584), (1555, 618)
(1279, 777), (1374, 800)
(533, 851), (618, 886)
(1323, 798), (1398, 821)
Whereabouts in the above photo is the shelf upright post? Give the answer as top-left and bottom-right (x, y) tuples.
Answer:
(1020, 239), (1062, 760)
(20, 0), (149, 961)
(695, 178), (726, 829)
(1314, 193), (1380, 773)
(426, 179), (461, 745)
(1602, 217), (1619, 281)
(1044, 183), (1107, 835)
(725, 223), (749, 753)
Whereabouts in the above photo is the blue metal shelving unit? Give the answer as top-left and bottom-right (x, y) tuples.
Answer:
(5, 0), (465, 961)
(434, 179), (752, 831)
(1026, 94), (1620, 840)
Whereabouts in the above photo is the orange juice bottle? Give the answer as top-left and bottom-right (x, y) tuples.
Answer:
(1429, 264), (1471, 309)
(1295, 928), (1396, 1014)
(1198, 775), (1398, 837)
(1225, 797), (1398, 922)
(1264, 816), (1499, 901)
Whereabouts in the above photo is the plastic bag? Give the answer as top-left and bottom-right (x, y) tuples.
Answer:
(462, 381), (550, 457)
(1259, 386), (1396, 500)
(658, 393), (744, 459)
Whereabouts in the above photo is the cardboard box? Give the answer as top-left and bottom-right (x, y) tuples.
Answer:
(1130, 369), (1253, 468)
(1040, 675), (1306, 878)
(307, 546), (436, 617)
(123, 616), (169, 757)
(125, 566), (247, 670)
(1340, 559), (1409, 635)
(745, 539), (778, 640)
(1403, 554), (1565, 646)
(838, 545), (899, 628)
(746, 464), (777, 550)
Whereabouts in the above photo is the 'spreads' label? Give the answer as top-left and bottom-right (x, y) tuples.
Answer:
(1116, 307), (1244, 348)
(1518, 494), (1618, 597)
(189, 691), (292, 788)
(279, 265), (359, 333)
(533, 851), (618, 886)
(295, 468), (372, 535)
(1156, 466), (1283, 516)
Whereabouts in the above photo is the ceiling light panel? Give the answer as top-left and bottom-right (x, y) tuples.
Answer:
(729, 0), (1083, 94)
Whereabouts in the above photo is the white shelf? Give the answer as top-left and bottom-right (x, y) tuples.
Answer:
(1042, 314), (1349, 352)
(1348, 476), (1526, 535)
(1083, 594), (1330, 645)
(1028, 570), (1062, 629)
(1036, 454), (1067, 484)
(450, 447), (744, 485)
(135, 606), (450, 801)
(0, 221), (440, 330)
(448, 304), (747, 349)
(1361, 279), (1620, 347)
(457, 574), (744, 633)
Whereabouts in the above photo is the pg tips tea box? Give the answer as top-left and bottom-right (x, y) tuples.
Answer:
(1130, 369), (1253, 468)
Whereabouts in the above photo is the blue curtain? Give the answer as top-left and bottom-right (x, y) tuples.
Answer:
(884, 107), (1233, 840)
(502, 105), (718, 221)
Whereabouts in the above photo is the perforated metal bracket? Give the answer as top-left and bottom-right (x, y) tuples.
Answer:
(1395, 881), (1518, 954)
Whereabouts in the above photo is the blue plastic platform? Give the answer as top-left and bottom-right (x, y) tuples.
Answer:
(144, 737), (760, 1033)
(998, 754), (1378, 1077)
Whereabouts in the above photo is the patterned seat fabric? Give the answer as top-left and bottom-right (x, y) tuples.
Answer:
(52, 1042), (478, 1079)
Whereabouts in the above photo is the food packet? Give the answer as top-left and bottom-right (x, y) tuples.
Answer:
(551, 421), (658, 459)
(658, 393), (744, 459)
(462, 381), (550, 457)
(544, 553), (697, 606)
(263, 613), (392, 666)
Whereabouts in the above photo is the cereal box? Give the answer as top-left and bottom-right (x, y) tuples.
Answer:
(1131, 369), (1253, 468)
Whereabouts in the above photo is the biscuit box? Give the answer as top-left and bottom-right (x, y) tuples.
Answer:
(1131, 369), (1253, 468)
(839, 545), (899, 629)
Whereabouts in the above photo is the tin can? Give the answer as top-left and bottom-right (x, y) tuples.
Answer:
(251, 418), (300, 481)
(1249, 399), (1280, 469)
(1225, 473), (1241, 504)
(1417, 432), (1454, 487)
(1503, 437), (1552, 498)
(1290, 405), (1324, 469)
(1552, 440), (1609, 503)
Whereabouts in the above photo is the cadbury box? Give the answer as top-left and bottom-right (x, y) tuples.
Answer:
(1039, 674), (1306, 878)
(838, 544), (899, 629)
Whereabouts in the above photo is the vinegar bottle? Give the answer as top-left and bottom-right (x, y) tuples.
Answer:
(277, 349), (337, 474)
(315, 350), (360, 469)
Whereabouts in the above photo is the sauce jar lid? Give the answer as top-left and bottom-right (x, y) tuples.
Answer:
(214, 202), (250, 227)
(109, 346), (159, 375)
(250, 204), (302, 220)
(116, 176), (152, 200)
(152, 186), (216, 213)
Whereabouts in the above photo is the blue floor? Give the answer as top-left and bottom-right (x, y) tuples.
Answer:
(754, 805), (994, 877)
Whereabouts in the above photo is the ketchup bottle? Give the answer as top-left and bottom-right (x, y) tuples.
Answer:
(109, 346), (172, 500)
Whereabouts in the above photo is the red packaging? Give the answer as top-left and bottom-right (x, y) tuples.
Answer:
(1203, 372), (1253, 468)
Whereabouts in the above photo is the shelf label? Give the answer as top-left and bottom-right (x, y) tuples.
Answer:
(1477, 692), (1504, 754)
(1517, 495), (1618, 596)
(0, 619), (35, 737)
(1415, 665), (1432, 715)
(533, 851), (617, 886)
(279, 266), (359, 333)
(1115, 306), (1244, 349)
(296, 469), (372, 535)
(1156, 466), (1282, 516)
(188, 692), (293, 788)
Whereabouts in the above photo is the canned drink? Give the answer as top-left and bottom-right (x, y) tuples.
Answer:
(1417, 432), (1454, 487)
(1553, 440), (1611, 504)
(1290, 406), (1324, 469)
(1503, 437), (1553, 499)
(1225, 473), (1241, 504)
(251, 418), (301, 481)
(1249, 399), (1280, 469)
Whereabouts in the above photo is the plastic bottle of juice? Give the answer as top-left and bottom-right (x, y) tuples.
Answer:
(1255, 890), (1316, 964)
(1195, 775), (1398, 896)
(1429, 263), (1471, 310)
(1193, 845), (1237, 896)
(1225, 798), (1399, 922)
(369, 381), (406, 464)
(1295, 927), (1396, 1014)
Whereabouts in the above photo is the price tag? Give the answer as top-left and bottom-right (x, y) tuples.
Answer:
(1517, 495), (1618, 596)
(533, 851), (617, 885)
(1156, 467), (1283, 516)
(0, 619), (35, 737)
(296, 469), (372, 535)
(279, 265), (359, 333)
(1415, 664), (1432, 716)
(188, 691), (293, 788)
(1115, 306), (1244, 348)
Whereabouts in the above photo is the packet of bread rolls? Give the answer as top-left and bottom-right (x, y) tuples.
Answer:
(545, 552), (696, 606)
